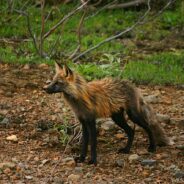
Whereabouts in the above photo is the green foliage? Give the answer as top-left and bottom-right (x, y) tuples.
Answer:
(76, 51), (184, 85)
(123, 52), (184, 84)
(0, 2), (183, 85)
(54, 119), (71, 145)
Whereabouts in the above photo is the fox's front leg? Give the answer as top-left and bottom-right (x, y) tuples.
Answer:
(88, 120), (97, 165)
(74, 121), (89, 163)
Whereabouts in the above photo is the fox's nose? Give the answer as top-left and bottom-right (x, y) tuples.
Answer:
(43, 80), (51, 90)
(43, 85), (48, 90)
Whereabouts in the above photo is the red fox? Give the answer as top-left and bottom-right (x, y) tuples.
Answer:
(43, 62), (173, 165)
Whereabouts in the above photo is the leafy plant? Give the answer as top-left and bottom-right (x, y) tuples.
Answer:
(54, 119), (72, 145)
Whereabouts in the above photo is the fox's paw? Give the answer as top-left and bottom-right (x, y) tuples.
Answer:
(74, 156), (85, 163)
(88, 159), (97, 166)
(118, 147), (130, 154)
(148, 146), (156, 153)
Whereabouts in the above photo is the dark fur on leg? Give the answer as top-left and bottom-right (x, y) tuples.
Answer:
(127, 109), (156, 152)
(112, 110), (135, 154)
(74, 120), (89, 163)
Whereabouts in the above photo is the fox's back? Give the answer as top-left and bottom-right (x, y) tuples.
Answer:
(87, 78), (141, 118)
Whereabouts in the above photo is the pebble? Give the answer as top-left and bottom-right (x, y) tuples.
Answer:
(144, 95), (160, 104)
(141, 159), (157, 166)
(128, 154), (140, 162)
(67, 174), (80, 182)
(74, 167), (83, 173)
(62, 157), (75, 167)
(0, 162), (16, 169)
(38, 63), (49, 69)
(3, 168), (11, 174)
(176, 145), (184, 150)
(23, 64), (30, 70)
(101, 120), (114, 130)
(6, 135), (18, 142)
(115, 133), (124, 139)
(25, 175), (33, 180)
(0, 117), (10, 125)
(175, 171), (184, 179)
(156, 114), (170, 123)
(115, 159), (124, 167)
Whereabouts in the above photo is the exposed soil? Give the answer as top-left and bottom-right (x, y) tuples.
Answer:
(0, 63), (183, 184)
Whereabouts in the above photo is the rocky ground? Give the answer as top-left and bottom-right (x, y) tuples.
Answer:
(0, 63), (184, 184)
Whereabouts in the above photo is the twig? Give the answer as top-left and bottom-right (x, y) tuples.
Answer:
(43, 1), (89, 40)
(85, 0), (118, 21)
(46, 140), (70, 183)
(40, 0), (45, 57)
(72, 0), (175, 62)
(72, 0), (151, 62)
(107, 0), (146, 9)
(69, 8), (87, 59)
(14, 9), (39, 55)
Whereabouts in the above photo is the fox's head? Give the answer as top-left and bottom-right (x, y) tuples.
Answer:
(43, 62), (75, 94)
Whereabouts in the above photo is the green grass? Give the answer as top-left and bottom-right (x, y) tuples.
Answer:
(0, 2), (184, 85)
(74, 51), (184, 85)
(122, 51), (184, 84)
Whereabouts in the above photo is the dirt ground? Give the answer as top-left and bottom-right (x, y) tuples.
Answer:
(0, 63), (183, 184)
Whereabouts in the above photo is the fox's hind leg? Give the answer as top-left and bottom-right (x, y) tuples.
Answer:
(112, 110), (134, 154)
(127, 109), (156, 152)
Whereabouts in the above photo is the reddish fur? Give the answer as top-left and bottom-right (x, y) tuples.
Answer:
(51, 64), (173, 146)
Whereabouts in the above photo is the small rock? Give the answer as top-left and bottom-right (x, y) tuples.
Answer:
(0, 162), (16, 170)
(176, 145), (184, 150)
(23, 64), (30, 70)
(62, 157), (75, 167)
(101, 120), (114, 130)
(115, 159), (124, 167)
(115, 133), (124, 139)
(128, 154), (140, 162)
(6, 135), (18, 142)
(156, 114), (170, 123)
(67, 174), (80, 182)
(38, 63), (49, 69)
(0, 117), (10, 125)
(177, 119), (184, 129)
(155, 153), (168, 160)
(25, 175), (33, 180)
(141, 159), (157, 166)
(74, 167), (83, 173)
(3, 168), (11, 174)
(168, 164), (179, 171)
(53, 176), (64, 184)
(175, 171), (184, 179)
(144, 95), (160, 104)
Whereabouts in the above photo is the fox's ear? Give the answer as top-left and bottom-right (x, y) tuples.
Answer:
(63, 64), (73, 78)
(55, 61), (62, 73)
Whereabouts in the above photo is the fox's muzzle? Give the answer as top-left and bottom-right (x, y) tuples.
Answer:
(43, 82), (62, 94)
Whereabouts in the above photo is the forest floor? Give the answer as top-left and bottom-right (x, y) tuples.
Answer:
(0, 63), (184, 184)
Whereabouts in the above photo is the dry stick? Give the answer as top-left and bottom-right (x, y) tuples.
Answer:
(43, 1), (89, 40)
(107, 0), (146, 9)
(40, 0), (45, 57)
(72, 0), (151, 62)
(14, 9), (39, 55)
(85, 0), (118, 21)
(69, 8), (87, 59)
(72, 0), (175, 62)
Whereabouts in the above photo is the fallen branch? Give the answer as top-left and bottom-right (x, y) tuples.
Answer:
(72, 0), (175, 62)
(43, 1), (89, 39)
(107, 0), (146, 9)
(69, 8), (87, 59)
(14, 9), (39, 55)
(40, 0), (45, 57)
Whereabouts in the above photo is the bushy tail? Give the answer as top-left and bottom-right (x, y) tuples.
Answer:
(140, 99), (174, 146)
